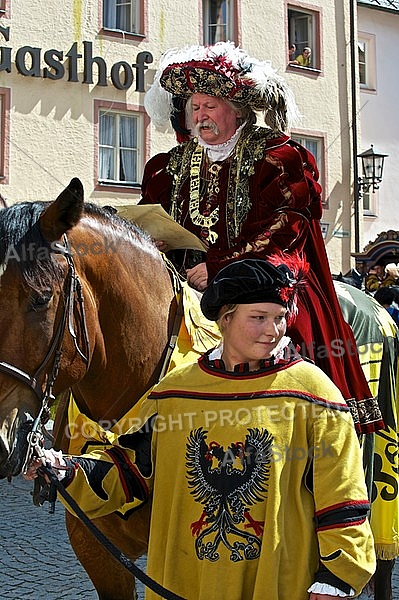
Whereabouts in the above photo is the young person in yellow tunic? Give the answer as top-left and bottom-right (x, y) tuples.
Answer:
(25, 257), (375, 600)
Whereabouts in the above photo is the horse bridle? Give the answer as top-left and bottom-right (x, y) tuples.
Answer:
(0, 235), (90, 471)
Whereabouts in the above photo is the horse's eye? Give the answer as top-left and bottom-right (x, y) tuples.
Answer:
(28, 292), (53, 312)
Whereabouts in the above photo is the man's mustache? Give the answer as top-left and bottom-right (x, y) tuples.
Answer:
(194, 120), (220, 136)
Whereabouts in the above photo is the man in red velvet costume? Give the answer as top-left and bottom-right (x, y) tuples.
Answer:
(140, 42), (383, 434)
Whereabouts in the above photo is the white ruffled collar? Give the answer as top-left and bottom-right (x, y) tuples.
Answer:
(197, 122), (247, 162)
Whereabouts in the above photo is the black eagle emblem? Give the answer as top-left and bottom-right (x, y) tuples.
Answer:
(185, 427), (273, 562)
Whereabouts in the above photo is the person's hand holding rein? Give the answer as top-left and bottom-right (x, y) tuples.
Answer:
(23, 448), (66, 482)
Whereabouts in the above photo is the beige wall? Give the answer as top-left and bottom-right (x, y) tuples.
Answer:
(0, 0), (357, 273)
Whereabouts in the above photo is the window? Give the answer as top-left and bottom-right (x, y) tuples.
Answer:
(98, 109), (142, 186)
(358, 33), (376, 90)
(103, 0), (139, 34)
(362, 190), (377, 217)
(291, 133), (325, 200)
(358, 40), (366, 85)
(287, 6), (320, 70)
(203, 0), (235, 45)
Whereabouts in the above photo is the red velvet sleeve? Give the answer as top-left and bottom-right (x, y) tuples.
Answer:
(139, 153), (174, 210)
(206, 140), (323, 280)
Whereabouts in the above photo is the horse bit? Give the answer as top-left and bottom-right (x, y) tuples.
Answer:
(0, 235), (90, 474)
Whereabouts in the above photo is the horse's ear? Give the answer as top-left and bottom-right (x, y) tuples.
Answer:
(40, 178), (84, 242)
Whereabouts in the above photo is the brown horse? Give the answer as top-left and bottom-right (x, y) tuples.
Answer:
(0, 178), (177, 599)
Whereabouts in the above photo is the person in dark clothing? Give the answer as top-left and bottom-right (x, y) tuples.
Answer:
(373, 286), (399, 327)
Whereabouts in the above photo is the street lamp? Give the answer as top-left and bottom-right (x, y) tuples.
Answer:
(357, 145), (388, 194)
(353, 145), (388, 254)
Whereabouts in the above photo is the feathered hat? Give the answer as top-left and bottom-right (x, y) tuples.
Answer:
(144, 41), (300, 140)
(200, 254), (308, 324)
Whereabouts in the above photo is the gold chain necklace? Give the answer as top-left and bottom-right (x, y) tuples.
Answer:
(189, 144), (221, 244)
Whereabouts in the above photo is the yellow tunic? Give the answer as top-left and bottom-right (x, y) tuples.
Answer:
(62, 355), (375, 600)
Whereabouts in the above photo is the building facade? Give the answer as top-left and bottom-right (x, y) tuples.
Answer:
(355, 0), (399, 274)
(0, 0), (368, 274)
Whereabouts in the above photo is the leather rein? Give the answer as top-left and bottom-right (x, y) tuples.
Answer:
(0, 235), (90, 472)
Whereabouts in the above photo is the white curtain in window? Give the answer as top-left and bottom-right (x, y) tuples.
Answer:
(293, 15), (310, 53)
(213, 0), (226, 43)
(131, 0), (137, 32)
(118, 1), (136, 32)
(205, 0), (231, 44)
(99, 113), (115, 180)
(103, 0), (116, 29)
(119, 116), (137, 182)
(305, 140), (318, 162)
(358, 41), (366, 85)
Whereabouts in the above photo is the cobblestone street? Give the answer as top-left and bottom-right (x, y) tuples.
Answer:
(0, 477), (145, 600)
(0, 476), (398, 599)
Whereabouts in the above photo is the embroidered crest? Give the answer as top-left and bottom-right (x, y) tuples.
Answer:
(186, 427), (273, 562)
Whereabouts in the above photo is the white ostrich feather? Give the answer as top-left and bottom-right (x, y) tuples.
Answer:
(143, 63), (174, 129)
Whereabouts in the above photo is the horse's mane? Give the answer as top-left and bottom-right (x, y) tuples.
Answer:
(0, 201), (150, 292)
(82, 202), (144, 233)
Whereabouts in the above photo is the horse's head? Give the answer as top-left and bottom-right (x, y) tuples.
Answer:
(0, 178), (86, 477)
(0, 177), (176, 477)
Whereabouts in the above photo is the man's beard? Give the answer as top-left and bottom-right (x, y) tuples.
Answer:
(194, 120), (220, 138)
